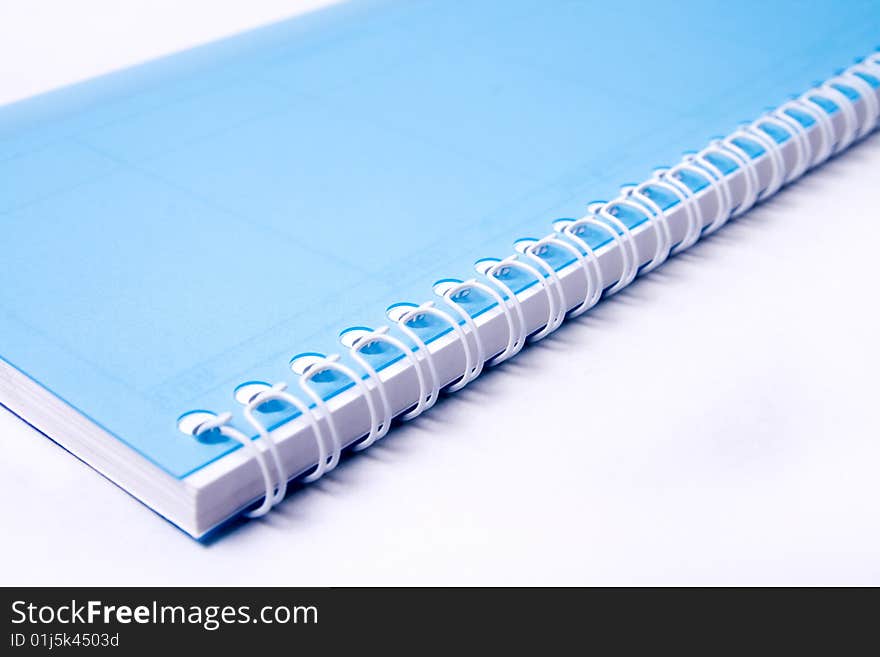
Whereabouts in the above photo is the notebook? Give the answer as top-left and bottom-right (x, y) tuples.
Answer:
(1, 0), (878, 538)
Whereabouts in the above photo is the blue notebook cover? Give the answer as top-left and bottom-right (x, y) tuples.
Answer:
(1, 1), (878, 487)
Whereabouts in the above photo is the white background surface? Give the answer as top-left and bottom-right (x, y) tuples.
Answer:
(2, 1), (879, 585)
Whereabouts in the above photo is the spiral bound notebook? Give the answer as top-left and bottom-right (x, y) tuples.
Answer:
(1, 0), (879, 538)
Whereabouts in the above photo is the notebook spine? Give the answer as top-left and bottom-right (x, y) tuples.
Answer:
(179, 52), (880, 519)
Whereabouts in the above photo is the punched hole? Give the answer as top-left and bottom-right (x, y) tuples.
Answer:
(234, 381), (272, 405)
(474, 258), (501, 277)
(340, 326), (373, 349)
(433, 279), (463, 299)
(177, 410), (226, 444)
(290, 353), (326, 376)
(234, 381), (285, 413)
(386, 303), (418, 324)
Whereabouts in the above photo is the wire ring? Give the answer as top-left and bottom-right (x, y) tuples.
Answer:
(345, 326), (423, 438)
(775, 103), (819, 170)
(434, 282), (486, 384)
(626, 182), (676, 266)
(389, 304), (441, 412)
(773, 111), (813, 178)
(645, 170), (699, 254)
(838, 70), (879, 137)
(622, 186), (671, 265)
(590, 202), (639, 291)
(686, 152), (732, 234)
(242, 382), (328, 487)
(395, 301), (473, 393)
(560, 215), (630, 294)
(479, 256), (553, 341)
(439, 278), (521, 365)
(516, 241), (567, 330)
(466, 278), (523, 363)
(699, 144), (744, 223)
(476, 258), (528, 351)
(349, 325), (430, 422)
(662, 164), (708, 251)
(715, 138), (759, 217)
(818, 84), (858, 151)
(607, 198), (664, 273)
(760, 115), (806, 182)
(195, 412), (276, 519)
(519, 238), (579, 313)
(616, 192), (671, 273)
(533, 234), (600, 317)
(804, 93), (845, 156)
(416, 302), (475, 392)
(742, 123), (785, 199)
(347, 333), (392, 438)
(297, 354), (380, 465)
(490, 255), (560, 340)
(780, 98), (833, 167)
(552, 223), (602, 313)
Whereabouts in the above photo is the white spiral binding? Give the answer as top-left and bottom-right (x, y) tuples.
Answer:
(715, 137), (759, 217)
(478, 255), (560, 341)
(194, 412), (276, 518)
(588, 201), (639, 291)
(661, 164), (707, 252)
(843, 69), (880, 135)
(779, 99), (833, 167)
(641, 171), (695, 253)
(242, 382), (327, 490)
(756, 113), (808, 185)
(819, 83), (859, 151)
(345, 333), (392, 439)
(391, 300), (473, 394)
(435, 278), (521, 365)
(837, 73), (877, 139)
(469, 277), (525, 362)
(384, 304), (440, 413)
(240, 387), (287, 505)
(766, 114), (808, 181)
(844, 72), (875, 139)
(550, 222), (602, 314)
(702, 142), (757, 220)
(344, 325), (429, 422)
(741, 123), (786, 198)
(514, 240), (568, 327)
(557, 214), (633, 293)
(619, 186), (673, 271)
(433, 281), (486, 383)
(475, 258), (528, 349)
(779, 104), (819, 171)
(296, 353), (381, 461)
(523, 234), (600, 318)
(686, 150), (732, 234)
(609, 197), (665, 273)
(805, 93), (844, 156)
(182, 53), (880, 522)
